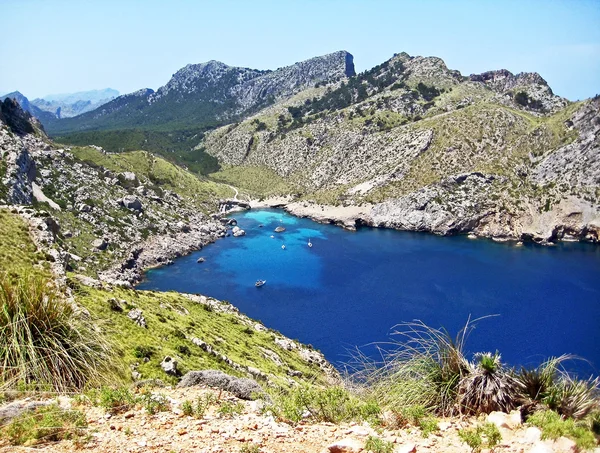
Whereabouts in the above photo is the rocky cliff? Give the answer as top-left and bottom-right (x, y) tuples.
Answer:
(202, 52), (598, 244)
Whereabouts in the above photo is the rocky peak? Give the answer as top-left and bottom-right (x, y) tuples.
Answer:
(233, 51), (355, 111)
(469, 69), (567, 113)
(0, 97), (45, 136)
(389, 52), (463, 88)
(151, 61), (265, 101)
(470, 69), (547, 92)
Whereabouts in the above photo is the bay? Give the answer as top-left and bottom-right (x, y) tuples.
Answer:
(138, 209), (600, 375)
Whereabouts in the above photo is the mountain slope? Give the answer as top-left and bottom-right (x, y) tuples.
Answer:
(46, 51), (355, 135)
(202, 52), (598, 244)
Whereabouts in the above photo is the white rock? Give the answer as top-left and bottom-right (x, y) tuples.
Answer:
(529, 441), (555, 453)
(396, 443), (417, 453)
(327, 438), (363, 453)
(487, 411), (509, 429)
(523, 426), (542, 443)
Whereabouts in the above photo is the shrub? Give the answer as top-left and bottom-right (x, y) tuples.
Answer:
(458, 422), (502, 453)
(218, 400), (244, 418)
(364, 435), (394, 453)
(264, 385), (380, 424)
(517, 355), (600, 420)
(458, 352), (521, 414)
(353, 319), (473, 417)
(0, 273), (113, 391)
(92, 386), (136, 414)
(527, 410), (597, 450)
(240, 443), (260, 453)
(2, 404), (88, 446)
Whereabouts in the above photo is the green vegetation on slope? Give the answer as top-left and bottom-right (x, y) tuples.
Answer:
(55, 128), (220, 176)
(68, 279), (330, 387)
(69, 147), (232, 202)
(209, 165), (295, 198)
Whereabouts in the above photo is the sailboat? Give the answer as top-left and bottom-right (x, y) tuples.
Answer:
(308, 238), (313, 248)
(281, 244), (286, 250)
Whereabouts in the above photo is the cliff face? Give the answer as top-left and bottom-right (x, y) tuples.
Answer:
(202, 53), (598, 244)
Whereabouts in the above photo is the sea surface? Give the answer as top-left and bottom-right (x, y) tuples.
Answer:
(138, 209), (600, 375)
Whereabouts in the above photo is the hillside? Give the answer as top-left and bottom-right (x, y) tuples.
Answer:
(0, 100), (336, 391)
(202, 52), (599, 244)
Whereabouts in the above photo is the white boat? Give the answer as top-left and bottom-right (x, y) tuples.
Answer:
(255, 280), (266, 287)
(308, 238), (313, 248)
(281, 244), (286, 250)
(270, 235), (274, 238)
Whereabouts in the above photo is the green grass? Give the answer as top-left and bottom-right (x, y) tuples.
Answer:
(210, 165), (295, 198)
(70, 147), (233, 203)
(458, 423), (502, 453)
(68, 279), (330, 387)
(0, 209), (51, 279)
(1, 404), (88, 447)
(0, 272), (114, 391)
(527, 410), (597, 451)
(364, 435), (395, 453)
(263, 385), (380, 424)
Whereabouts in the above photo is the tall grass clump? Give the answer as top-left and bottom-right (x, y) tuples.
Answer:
(0, 272), (113, 392)
(517, 355), (600, 420)
(458, 351), (521, 414)
(351, 319), (474, 416)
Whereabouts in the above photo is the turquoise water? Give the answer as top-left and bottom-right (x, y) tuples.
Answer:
(138, 209), (600, 374)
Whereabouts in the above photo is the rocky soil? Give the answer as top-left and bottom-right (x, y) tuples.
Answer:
(0, 385), (590, 453)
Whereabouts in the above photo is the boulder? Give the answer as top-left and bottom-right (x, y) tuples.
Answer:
(127, 308), (147, 328)
(117, 171), (138, 187)
(326, 438), (363, 453)
(160, 356), (178, 376)
(0, 399), (53, 425)
(274, 226), (286, 233)
(232, 226), (246, 237)
(92, 238), (108, 251)
(107, 297), (124, 312)
(177, 370), (263, 400)
(121, 195), (142, 211)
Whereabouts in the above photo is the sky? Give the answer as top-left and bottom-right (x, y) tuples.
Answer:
(1, 0), (599, 101)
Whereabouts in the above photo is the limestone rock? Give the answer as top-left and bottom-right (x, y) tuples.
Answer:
(121, 195), (142, 211)
(326, 438), (363, 453)
(177, 370), (263, 400)
(92, 238), (108, 251)
(127, 309), (147, 328)
(160, 356), (178, 376)
(232, 226), (245, 236)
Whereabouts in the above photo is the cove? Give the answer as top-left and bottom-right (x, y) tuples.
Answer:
(138, 209), (600, 375)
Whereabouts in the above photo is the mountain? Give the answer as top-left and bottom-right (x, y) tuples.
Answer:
(0, 91), (56, 124)
(31, 88), (119, 118)
(201, 52), (598, 244)
(45, 51), (354, 135)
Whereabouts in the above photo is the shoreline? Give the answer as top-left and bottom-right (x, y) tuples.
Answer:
(101, 194), (600, 287)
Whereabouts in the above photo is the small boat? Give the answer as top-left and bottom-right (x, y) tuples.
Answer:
(281, 245), (286, 250)
(270, 235), (274, 238)
(308, 238), (313, 248)
(255, 280), (266, 287)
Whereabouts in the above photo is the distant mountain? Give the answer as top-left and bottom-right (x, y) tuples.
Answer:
(31, 88), (119, 118)
(0, 91), (56, 124)
(45, 51), (355, 135)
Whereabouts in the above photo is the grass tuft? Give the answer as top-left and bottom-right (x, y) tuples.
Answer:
(0, 272), (114, 392)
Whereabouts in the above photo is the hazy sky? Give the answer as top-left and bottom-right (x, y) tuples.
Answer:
(1, 0), (599, 100)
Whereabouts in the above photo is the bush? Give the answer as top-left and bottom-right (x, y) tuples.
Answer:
(458, 422), (502, 453)
(2, 404), (88, 446)
(364, 435), (394, 453)
(527, 410), (597, 450)
(92, 386), (136, 414)
(0, 273), (113, 391)
(264, 385), (380, 424)
(458, 352), (521, 414)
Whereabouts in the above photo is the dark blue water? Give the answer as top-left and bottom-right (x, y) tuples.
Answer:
(138, 209), (600, 375)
